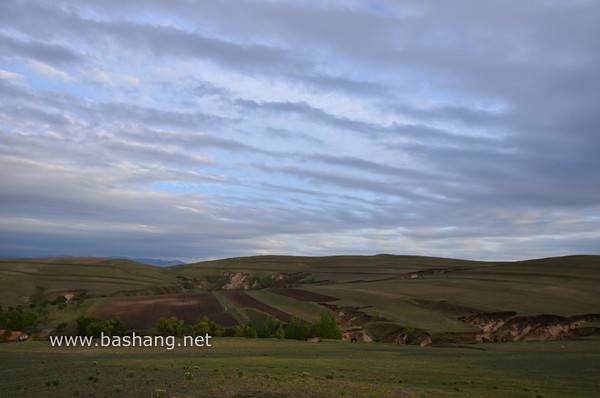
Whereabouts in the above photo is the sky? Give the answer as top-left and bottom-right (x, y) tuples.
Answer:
(1, 0), (599, 262)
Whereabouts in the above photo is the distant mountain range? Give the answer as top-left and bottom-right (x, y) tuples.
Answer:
(112, 257), (186, 266)
(0, 253), (187, 266)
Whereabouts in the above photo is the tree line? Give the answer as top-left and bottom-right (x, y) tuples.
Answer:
(72, 312), (342, 340)
(1, 293), (86, 340)
(1, 296), (342, 342)
(0, 304), (48, 340)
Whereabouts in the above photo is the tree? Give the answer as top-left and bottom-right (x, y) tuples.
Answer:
(188, 317), (225, 337)
(0, 305), (40, 334)
(275, 323), (285, 339)
(76, 316), (104, 337)
(70, 291), (88, 308)
(233, 321), (257, 338)
(156, 316), (185, 337)
(258, 316), (282, 338)
(103, 316), (127, 337)
(315, 312), (342, 339)
(189, 317), (211, 336)
(285, 315), (313, 340)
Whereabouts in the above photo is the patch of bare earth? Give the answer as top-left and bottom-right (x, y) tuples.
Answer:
(319, 303), (380, 327)
(220, 291), (292, 323)
(460, 312), (600, 342)
(92, 293), (237, 330)
(222, 272), (250, 289)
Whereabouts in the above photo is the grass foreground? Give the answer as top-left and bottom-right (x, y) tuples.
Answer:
(1, 337), (599, 397)
(2, 255), (600, 396)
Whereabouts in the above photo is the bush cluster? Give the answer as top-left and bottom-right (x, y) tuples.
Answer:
(286, 313), (342, 340)
(0, 304), (42, 338)
(3, 297), (341, 342)
(76, 316), (127, 338)
(152, 312), (342, 341)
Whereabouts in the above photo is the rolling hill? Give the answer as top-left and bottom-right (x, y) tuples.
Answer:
(1, 254), (599, 343)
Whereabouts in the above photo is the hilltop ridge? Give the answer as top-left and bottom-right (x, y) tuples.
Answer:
(1, 254), (599, 345)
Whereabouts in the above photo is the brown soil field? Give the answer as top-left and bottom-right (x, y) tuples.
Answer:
(270, 288), (339, 302)
(221, 291), (292, 323)
(92, 293), (238, 330)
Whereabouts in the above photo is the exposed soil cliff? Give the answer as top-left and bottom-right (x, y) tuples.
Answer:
(343, 328), (374, 342)
(222, 272), (250, 290)
(382, 328), (432, 346)
(220, 271), (308, 290)
(319, 303), (384, 327)
(461, 312), (600, 342)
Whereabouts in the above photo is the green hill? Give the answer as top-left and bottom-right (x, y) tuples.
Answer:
(0, 257), (172, 305)
(1, 254), (599, 342)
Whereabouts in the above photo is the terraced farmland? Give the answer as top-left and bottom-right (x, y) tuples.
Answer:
(220, 290), (293, 323)
(270, 288), (339, 302)
(92, 293), (238, 330)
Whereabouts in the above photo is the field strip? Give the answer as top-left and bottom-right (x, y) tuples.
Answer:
(220, 291), (292, 323)
(92, 293), (238, 330)
(270, 288), (339, 302)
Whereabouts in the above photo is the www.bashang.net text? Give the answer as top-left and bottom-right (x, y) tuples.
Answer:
(49, 332), (212, 350)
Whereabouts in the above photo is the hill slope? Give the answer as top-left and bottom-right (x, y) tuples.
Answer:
(1, 254), (599, 342)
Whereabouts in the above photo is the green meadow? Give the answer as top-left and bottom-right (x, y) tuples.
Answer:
(1, 254), (600, 396)
(1, 338), (599, 397)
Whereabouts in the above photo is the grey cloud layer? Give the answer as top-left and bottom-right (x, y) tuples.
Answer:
(1, 0), (598, 261)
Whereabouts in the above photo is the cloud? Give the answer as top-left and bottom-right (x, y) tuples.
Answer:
(0, 0), (599, 261)
(0, 33), (80, 66)
(124, 75), (140, 86)
(0, 69), (25, 81)
(26, 60), (72, 81)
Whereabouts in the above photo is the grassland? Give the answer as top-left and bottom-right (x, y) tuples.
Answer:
(0, 257), (172, 305)
(1, 338), (599, 397)
(1, 255), (599, 336)
(1, 254), (599, 396)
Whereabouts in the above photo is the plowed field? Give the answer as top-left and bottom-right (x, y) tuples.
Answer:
(221, 291), (292, 323)
(270, 288), (339, 302)
(92, 293), (237, 330)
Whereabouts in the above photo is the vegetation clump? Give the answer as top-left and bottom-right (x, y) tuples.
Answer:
(156, 316), (185, 337)
(0, 304), (42, 338)
(75, 316), (126, 338)
(188, 316), (225, 337)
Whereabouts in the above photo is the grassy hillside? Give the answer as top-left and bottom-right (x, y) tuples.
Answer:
(1, 254), (600, 397)
(1, 254), (599, 339)
(0, 257), (172, 305)
(2, 254), (481, 305)
(175, 254), (484, 282)
(295, 255), (600, 332)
